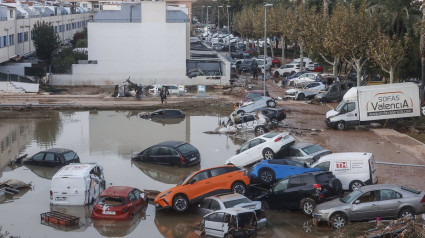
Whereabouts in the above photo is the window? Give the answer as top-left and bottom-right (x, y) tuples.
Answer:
(32, 153), (44, 161)
(379, 189), (402, 201)
(200, 199), (211, 209)
(63, 151), (77, 161)
(54, 26), (58, 33)
(357, 191), (377, 203)
(314, 161), (330, 171)
(289, 177), (304, 188)
(132, 189), (142, 199)
(345, 102), (355, 112)
(206, 212), (225, 222)
(209, 200), (221, 210)
(210, 167), (228, 177)
(146, 146), (160, 156)
(190, 170), (209, 183)
(289, 149), (303, 157)
(158, 147), (173, 156)
(128, 192), (136, 202)
(24, 32), (28, 41)
(302, 144), (324, 155)
(9, 10), (13, 18)
(239, 142), (250, 153)
(8, 35), (14, 45)
(177, 143), (197, 155)
(44, 153), (56, 161)
(273, 179), (289, 192)
(249, 139), (264, 149)
(17, 33), (23, 43)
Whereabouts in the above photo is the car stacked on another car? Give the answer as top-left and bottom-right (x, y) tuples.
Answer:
(256, 171), (343, 216)
(154, 165), (250, 212)
(131, 141), (200, 167)
(225, 132), (295, 167)
(91, 186), (146, 220)
(276, 143), (332, 165)
(314, 184), (425, 229)
(199, 193), (267, 227)
(284, 82), (326, 100)
(219, 112), (270, 134)
(234, 96), (276, 115)
(23, 148), (80, 167)
(256, 107), (286, 126)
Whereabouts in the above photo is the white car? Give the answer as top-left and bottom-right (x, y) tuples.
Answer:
(285, 82), (326, 100)
(202, 208), (257, 238)
(234, 96), (276, 115)
(288, 72), (320, 87)
(219, 112), (269, 134)
(225, 132), (295, 167)
(273, 63), (301, 77)
(148, 84), (179, 96)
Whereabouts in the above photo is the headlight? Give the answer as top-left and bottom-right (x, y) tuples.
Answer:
(160, 191), (172, 198)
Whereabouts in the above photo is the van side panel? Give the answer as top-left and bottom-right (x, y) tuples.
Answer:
(331, 160), (370, 190)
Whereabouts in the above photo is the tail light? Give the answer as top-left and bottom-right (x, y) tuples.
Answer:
(274, 137), (282, 142)
(179, 156), (184, 164)
(313, 184), (322, 190)
(50, 190), (53, 199)
(420, 195), (425, 203)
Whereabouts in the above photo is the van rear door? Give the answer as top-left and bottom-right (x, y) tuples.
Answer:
(51, 177), (86, 205)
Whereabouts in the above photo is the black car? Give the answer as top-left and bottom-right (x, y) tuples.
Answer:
(255, 171), (343, 216)
(256, 107), (286, 126)
(238, 59), (253, 74)
(131, 141), (200, 167)
(139, 109), (185, 119)
(22, 148), (80, 167)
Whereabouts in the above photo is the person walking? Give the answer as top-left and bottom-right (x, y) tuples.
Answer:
(163, 86), (168, 104)
(159, 86), (164, 104)
(251, 59), (258, 79)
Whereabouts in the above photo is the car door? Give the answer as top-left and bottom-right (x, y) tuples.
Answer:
(44, 152), (62, 167)
(187, 170), (212, 201)
(131, 189), (145, 213)
(233, 141), (252, 165)
(209, 167), (232, 193)
(63, 151), (79, 165)
(142, 146), (160, 163)
(378, 189), (402, 218)
(29, 152), (45, 166)
(204, 212), (226, 237)
(157, 146), (179, 165)
(266, 178), (292, 210)
(350, 190), (379, 221)
(247, 138), (266, 164)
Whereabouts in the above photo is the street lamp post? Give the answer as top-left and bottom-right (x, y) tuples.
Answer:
(206, 6), (211, 26)
(263, 3), (273, 96)
(226, 5), (231, 57)
(218, 6), (223, 30)
(201, 6), (205, 24)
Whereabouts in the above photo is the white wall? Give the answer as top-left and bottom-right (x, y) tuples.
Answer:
(0, 63), (31, 75)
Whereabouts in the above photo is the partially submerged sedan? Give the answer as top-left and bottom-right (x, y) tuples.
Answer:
(225, 132), (295, 167)
(91, 186), (146, 220)
(139, 109), (185, 119)
(313, 184), (425, 229)
(23, 148), (80, 167)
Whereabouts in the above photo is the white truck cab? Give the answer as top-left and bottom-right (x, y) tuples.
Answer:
(50, 163), (105, 205)
(326, 83), (421, 130)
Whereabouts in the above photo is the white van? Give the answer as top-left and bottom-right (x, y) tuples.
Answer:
(50, 163), (105, 205)
(310, 152), (377, 191)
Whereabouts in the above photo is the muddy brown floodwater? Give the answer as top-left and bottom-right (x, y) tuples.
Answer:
(1, 97), (425, 238)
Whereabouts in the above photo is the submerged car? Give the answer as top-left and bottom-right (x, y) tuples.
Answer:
(22, 148), (80, 167)
(256, 171), (343, 216)
(199, 193), (267, 227)
(225, 132), (295, 167)
(313, 184), (425, 229)
(91, 186), (146, 220)
(234, 96), (276, 115)
(139, 109), (185, 119)
(154, 165), (250, 212)
(131, 141), (200, 167)
(219, 112), (269, 134)
(277, 143), (332, 165)
(247, 159), (320, 184)
(202, 208), (257, 238)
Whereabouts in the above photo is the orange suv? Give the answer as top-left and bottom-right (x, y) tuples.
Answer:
(154, 165), (250, 212)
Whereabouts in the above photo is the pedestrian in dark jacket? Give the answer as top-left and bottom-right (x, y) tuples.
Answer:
(251, 60), (258, 79)
(159, 87), (164, 104)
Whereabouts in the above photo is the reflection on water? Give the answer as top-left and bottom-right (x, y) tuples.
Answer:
(0, 186), (31, 204)
(93, 206), (147, 237)
(50, 204), (93, 232)
(154, 210), (201, 238)
(149, 117), (186, 125)
(33, 112), (64, 147)
(132, 161), (200, 184)
(24, 164), (61, 180)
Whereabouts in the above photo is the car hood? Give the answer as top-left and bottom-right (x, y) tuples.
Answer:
(326, 109), (339, 118)
(233, 201), (262, 210)
(285, 89), (298, 94)
(315, 198), (346, 211)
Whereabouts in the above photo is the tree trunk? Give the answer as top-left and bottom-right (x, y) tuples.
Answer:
(281, 37), (285, 64)
(323, 0), (329, 16)
(299, 44), (304, 71)
(389, 68), (394, 84)
(355, 59), (362, 86)
(270, 40), (274, 57)
(333, 56), (339, 79)
(420, 1), (425, 101)
(257, 39), (260, 54)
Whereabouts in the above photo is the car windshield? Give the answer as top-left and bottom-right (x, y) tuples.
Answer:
(263, 133), (279, 138)
(177, 143), (198, 155)
(335, 101), (345, 112)
(178, 172), (196, 185)
(223, 198), (252, 208)
(301, 144), (324, 155)
(98, 196), (126, 206)
(340, 190), (363, 203)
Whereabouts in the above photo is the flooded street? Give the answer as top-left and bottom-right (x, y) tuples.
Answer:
(1, 108), (425, 237)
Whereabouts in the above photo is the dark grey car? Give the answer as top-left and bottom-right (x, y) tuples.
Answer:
(276, 143), (331, 165)
(313, 184), (425, 229)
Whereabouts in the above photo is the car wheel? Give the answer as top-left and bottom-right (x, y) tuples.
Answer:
(349, 180), (363, 191)
(172, 195), (189, 213)
(231, 182), (247, 195)
(267, 100), (276, 108)
(301, 197), (316, 216)
(259, 168), (275, 184)
(329, 213), (347, 229)
(399, 207), (415, 219)
(271, 119), (279, 127)
(261, 200), (270, 210)
(255, 125), (266, 135)
(262, 148), (275, 160)
(237, 110), (245, 116)
(336, 121), (346, 131)
(297, 93), (305, 100)
(329, 178), (343, 196)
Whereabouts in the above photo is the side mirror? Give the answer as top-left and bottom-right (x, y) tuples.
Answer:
(354, 200), (360, 204)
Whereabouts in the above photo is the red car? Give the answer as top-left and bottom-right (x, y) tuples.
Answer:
(92, 186), (146, 220)
(272, 57), (281, 67)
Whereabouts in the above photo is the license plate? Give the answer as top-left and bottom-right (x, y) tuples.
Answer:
(190, 157), (197, 161)
(103, 211), (115, 215)
(55, 197), (67, 201)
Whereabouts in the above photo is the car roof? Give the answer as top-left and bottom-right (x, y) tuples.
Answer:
(289, 143), (316, 149)
(281, 171), (330, 180)
(208, 193), (247, 202)
(156, 141), (187, 147)
(358, 184), (400, 192)
(40, 148), (74, 154)
(320, 152), (372, 161)
(101, 186), (135, 197)
(53, 163), (100, 178)
(214, 207), (255, 215)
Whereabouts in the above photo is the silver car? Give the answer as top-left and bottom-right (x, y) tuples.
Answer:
(199, 193), (267, 227)
(235, 96), (276, 115)
(277, 143), (331, 165)
(313, 184), (425, 229)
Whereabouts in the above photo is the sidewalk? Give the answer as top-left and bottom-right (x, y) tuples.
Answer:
(371, 128), (425, 163)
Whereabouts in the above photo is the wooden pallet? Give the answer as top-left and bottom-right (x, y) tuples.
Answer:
(41, 211), (80, 227)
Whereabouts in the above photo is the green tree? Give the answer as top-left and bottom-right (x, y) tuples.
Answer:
(32, 21), (61, 71)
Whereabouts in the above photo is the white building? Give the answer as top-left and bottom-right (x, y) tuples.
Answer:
(54, 1), (230, 86)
